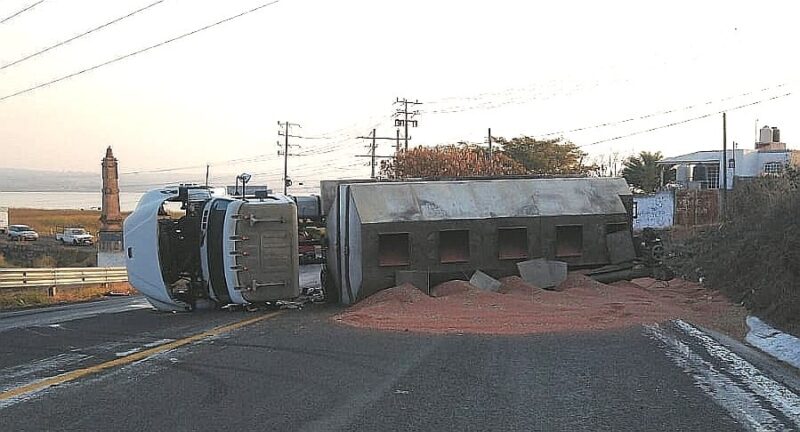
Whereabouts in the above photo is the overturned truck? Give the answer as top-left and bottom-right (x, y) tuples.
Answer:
(326, 177), (635, 304)
(124, 186), (299, 311)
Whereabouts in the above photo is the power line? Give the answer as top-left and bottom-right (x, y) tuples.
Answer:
(580, 92), (793, 148)
(1, 0), (44, 24)
(533, 83), (788, 139)
(0, 0), (282, 103)
(426, 82), (594, 115)
(120, 118), (387, 176)
(121, 163), (208, 175)
(1, 0), (166, 71)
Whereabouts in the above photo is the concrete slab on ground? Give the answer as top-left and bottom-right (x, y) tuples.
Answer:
(607, 230), (637, 264)
(517, 258), (567, 289)
(469, 270), (501, 292)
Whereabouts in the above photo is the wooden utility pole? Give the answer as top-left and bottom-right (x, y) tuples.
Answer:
(357, 129), (397, 178)
(371, 129), (376, 178)
(277, 121), (301, 195)
(487, 127), (493, 159)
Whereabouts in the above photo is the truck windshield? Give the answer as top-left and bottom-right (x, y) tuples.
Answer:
(70, 229), (87, 234)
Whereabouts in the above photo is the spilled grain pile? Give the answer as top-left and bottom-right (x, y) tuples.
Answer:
(334, 273), (746, 336)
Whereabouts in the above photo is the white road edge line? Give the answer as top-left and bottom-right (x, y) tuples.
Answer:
(674, 319), (800, 422)
(645, 323), (792, 431)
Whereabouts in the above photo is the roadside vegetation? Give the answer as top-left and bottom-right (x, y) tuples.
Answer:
(622, 151), (668, 193)
(380, 137), (592, 178)
(0, 283), (131, 309)
(667, 168), (800, 334)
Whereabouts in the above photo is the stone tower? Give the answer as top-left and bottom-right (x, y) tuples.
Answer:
(100, 147), (123, 231)
(98, 146), (125, 267)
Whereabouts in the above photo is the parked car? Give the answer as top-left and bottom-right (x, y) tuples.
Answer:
(55, 227), (94, 246)
(7, 224), (39, 241)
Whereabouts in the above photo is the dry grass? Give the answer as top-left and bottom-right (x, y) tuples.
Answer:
(9, 208), (103, 235)
(0, 282), (135, 310)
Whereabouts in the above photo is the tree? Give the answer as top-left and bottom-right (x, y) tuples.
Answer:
(621, 151), (663, 192)
(380, 144), (526, 179)
(494, 136), (592, 175)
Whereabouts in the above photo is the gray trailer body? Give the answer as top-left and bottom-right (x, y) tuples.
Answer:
(326, 178), (633, 304)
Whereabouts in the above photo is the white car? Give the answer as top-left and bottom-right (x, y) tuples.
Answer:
(56, 227), (94, 245)
(7, 224), (39, 241)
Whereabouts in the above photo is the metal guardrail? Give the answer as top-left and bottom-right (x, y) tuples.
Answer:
(0, 267), (128, 289)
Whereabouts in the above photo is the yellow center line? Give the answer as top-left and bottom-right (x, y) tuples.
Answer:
(0, 311), (283, 402)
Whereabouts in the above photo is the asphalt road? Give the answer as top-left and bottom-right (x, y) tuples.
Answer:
(0, 297), (798, 430)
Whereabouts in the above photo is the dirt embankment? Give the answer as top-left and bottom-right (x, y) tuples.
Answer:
(334, 273), (746, 336)
(0, 237), (97, 267)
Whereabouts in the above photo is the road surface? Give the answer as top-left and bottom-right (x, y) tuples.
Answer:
(0, 286), (798, 430)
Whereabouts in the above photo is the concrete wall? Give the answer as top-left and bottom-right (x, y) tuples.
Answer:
(97, 251), (126, 267)
(633, 191), (674, 231)
(675, 189), (719, 227)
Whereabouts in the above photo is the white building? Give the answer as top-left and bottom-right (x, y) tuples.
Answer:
(657, 125), (799, 190)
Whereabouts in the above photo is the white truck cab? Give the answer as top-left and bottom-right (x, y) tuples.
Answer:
(124, 186), (300, 311)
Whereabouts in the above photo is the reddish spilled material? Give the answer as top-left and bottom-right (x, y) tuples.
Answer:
(333, 274), (747, 336)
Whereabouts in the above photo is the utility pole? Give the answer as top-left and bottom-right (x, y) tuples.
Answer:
(366, 129), (377, 178)
(393, 97), (423, 150)
(277, 121), (301, 195)
(371, 129), (376, 178)
(722, 112), (727, 218)
(754, 118), (759, 144)
(487, 128), (493, 159)
(357, 129), (398, 179)
(396, 128), (400, 153)
(732, 141), (737, 187)
(205, 164), (210, 187)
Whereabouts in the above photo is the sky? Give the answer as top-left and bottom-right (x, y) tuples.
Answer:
(0, 0), (798, 193)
